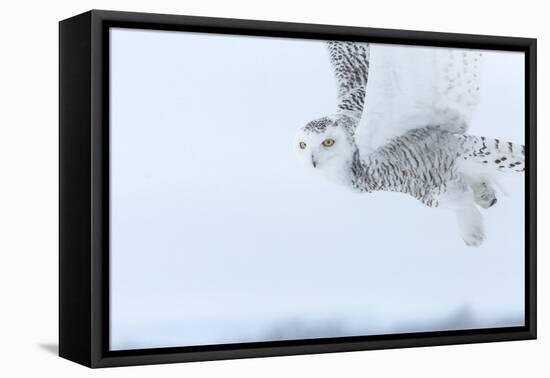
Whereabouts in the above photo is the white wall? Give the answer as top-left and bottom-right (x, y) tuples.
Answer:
(0, 0), (546, 376)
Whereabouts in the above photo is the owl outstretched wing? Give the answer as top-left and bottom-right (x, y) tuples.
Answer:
(327, 41), (370, 125)
(354, 44), (483, 154)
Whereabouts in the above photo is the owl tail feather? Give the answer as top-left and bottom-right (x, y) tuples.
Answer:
(459, 135), (525, 173)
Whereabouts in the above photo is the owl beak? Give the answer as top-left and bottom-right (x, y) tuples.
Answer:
(311, 155), (317, 168)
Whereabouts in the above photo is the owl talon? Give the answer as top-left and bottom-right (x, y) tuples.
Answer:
(462, 227), (485, 247)
(472, 181), (497, 209)
(454, 194), (486, 247)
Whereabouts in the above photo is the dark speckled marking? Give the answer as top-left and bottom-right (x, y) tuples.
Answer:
(303, 114), (358, 138)
(327, 41), (370, 118)
(457, 134), (525, 173)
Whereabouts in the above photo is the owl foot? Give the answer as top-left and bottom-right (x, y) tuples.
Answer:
(461, 224), (485, 247)
(472, 181), (498, 209)
(455, 196), (486, 247)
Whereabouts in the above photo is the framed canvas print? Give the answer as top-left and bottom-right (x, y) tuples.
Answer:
(59, 10), (537, 368)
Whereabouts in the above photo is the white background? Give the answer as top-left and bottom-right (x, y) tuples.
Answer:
(0, 0), (547, 376)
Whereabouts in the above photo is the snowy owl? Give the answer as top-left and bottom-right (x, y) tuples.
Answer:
(295, 41), (525, 246)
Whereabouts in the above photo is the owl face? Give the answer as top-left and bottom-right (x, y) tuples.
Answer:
(295, 115), (357, 182)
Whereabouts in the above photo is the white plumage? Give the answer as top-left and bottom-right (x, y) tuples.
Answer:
(358, 44), (481, 153)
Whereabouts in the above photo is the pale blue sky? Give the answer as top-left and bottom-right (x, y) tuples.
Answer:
(109, 28), (525, 350)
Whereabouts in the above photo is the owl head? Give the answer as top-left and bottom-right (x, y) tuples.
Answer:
(295, 114), (359, 183)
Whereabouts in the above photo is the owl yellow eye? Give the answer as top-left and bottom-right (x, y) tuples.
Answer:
(322, 139), (335, 147)
(299, 142), (307, 149)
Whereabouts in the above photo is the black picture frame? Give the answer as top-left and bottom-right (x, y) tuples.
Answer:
(59, 9), (537, 368)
